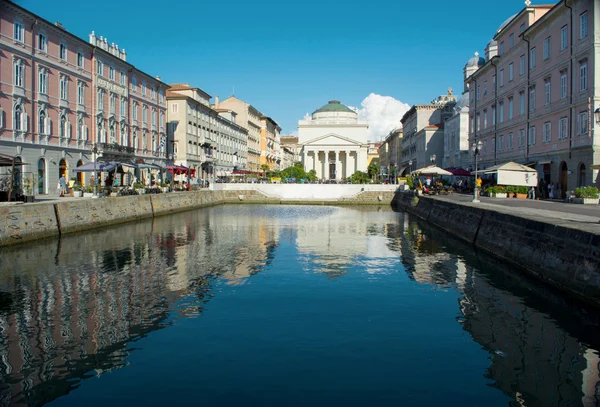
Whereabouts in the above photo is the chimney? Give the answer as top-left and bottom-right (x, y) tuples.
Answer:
(55, 22), (63, 28)
(215, 96), (220, 108)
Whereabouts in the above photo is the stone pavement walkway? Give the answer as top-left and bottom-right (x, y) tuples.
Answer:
(436, 193), (600, 233)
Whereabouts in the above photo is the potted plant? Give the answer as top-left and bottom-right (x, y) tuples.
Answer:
(572, 186), (599, 204)
(83, 185), (94, 198)
(513, 186), (528, 199)
(134, 182), (146, 195)
(73, 185), (83, 197)
(21, 175), (36, 203)
(485, 185), (507, 198)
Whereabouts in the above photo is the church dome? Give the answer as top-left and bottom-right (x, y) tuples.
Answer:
(497, 14), (517, 34)
(465, 52), (485, 68)
(455, 92), (469, 110)
(312, 100), (355, 115)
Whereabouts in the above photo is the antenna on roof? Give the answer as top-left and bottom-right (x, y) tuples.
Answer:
(232, 85), (235, 97)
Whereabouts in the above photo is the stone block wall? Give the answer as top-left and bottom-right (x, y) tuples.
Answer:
(0, 203), (59, 246)
(55, 195), (154, 234)
(428, 199), (485, 244)
(391, 191), (600, 307)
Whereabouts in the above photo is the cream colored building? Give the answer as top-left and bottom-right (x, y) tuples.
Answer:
(298, 100), (369, 180)
(216, 96), (266, 173)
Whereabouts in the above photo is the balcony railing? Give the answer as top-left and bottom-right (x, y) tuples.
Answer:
(98, 142), (136, 155)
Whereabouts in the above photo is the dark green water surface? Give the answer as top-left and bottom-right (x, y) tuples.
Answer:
(0, 205), (599, 406)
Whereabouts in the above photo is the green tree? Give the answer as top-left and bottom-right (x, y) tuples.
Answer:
(350, 170), (370, 184)
(260, 164), (270, 175)
(307, 169), (317, 182)
(280, 165), (306, 180)
(293, 161), (303, 168)
(367, 162), (380, 181)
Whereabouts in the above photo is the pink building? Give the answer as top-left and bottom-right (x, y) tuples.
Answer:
(88, 32), (168, 171)
(0, 1), (94, 194)
(465, 0), (599, 197)
(0, 2), (169, 197)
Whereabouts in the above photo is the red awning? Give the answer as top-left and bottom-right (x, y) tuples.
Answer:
(445, 168), (472, 176)
(167, 165), (190, 175)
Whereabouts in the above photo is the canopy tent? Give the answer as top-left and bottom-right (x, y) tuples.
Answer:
(445, 167), (472, 176)
(0, 153), (29, 167)
(411, 165), (453, 176)
(167, 165), (189, 175)
(232, 169), (254, 175)
(474, 161), (538, 187)
(137, 163), (164, 170)
(73, 161), (138, 172)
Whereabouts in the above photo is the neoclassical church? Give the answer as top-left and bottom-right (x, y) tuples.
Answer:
(298, 100), (369, 180)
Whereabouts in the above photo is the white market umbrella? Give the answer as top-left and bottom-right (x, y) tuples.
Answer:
(412, 165), (453, 176)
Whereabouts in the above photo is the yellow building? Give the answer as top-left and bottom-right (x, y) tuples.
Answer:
(260, 116), (281, 170)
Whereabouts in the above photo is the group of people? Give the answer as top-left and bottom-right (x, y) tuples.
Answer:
(528, 179), (562, 200)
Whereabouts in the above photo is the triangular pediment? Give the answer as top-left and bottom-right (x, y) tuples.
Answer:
(302, 133), (362, 146)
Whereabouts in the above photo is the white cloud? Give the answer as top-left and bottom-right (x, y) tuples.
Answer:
(349, 93), (411, 142)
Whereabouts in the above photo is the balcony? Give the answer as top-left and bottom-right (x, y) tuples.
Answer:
(98, 142), (136, 157)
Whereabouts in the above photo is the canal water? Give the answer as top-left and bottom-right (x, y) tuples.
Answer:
(0, 205), (599, 406)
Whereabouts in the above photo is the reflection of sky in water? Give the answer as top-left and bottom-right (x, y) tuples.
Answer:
(0, 205), (598, 407)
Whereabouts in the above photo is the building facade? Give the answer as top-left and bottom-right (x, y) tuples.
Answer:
(260, 116), (281, 170)
(0, 1), (169, 198)
(0, 2), (95, 194)
(443, 90), (471, 169)
(167, 85), (248, 181)
(380, 128), (402, 180)
(89, 32), (168, 172)
(401, 90), (457, 173)
(298, 100), (369, 180)
(280, 135), (300, 166)
(466, 0), (600, 196)
(367, 142), (381, 167)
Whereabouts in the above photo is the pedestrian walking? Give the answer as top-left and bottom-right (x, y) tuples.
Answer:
(58, 175), (67, 197)
(548, 182), (554, 199)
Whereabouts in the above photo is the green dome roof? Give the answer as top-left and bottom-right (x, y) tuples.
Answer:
(312, 100), (355, 115)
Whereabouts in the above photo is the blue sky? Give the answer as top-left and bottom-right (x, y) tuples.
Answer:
(21, 0), (537, 137)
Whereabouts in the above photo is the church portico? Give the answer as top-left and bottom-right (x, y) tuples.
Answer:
(298, 100), (369, 181)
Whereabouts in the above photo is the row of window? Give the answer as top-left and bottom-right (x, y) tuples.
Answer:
(475, 13), (589, 103)
(96, 90), (164, 126)
(473, 63), (588, 131)
(478, 111), (589, 155)
(96, 60), (164, 102)
(496, 10), (587, 58)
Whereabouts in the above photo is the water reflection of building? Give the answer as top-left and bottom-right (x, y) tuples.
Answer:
(294, 207), (402, 275)
(399, 219), (600, 406)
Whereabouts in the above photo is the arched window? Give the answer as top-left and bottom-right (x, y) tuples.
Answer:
(578, 163), (586, 187)
(142, 132), (147, 151)
(152, 134), (156, 152)
(132, 130), (137, 151)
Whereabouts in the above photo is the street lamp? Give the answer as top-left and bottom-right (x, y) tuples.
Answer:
(471, 140), (483, 203)
(91, 143), (99, 196)
(430, 154), (436, 165)
(408, 159), (413, 174)
(595, 107), (600, 124)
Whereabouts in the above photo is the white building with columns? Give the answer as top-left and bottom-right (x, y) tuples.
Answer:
(298, 100), (368, 180)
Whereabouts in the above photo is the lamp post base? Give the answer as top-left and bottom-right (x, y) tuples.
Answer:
(471, 199), (480, 203)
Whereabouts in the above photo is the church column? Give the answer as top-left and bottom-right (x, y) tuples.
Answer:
(334, 151), (339, 180)
(303, 149), (308, 171)
(312, 150), (316, 171)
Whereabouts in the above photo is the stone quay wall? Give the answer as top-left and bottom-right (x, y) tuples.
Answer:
(392, 191), (600, 307)
(0, 189), (394, 247)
